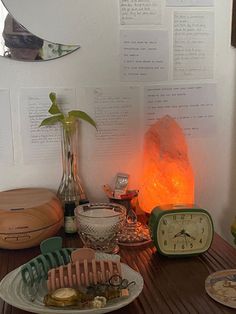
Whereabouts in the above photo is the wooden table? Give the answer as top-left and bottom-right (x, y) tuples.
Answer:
(0, 232), (236, 314)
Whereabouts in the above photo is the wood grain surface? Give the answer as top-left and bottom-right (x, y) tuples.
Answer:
(0, 231), (236, 314)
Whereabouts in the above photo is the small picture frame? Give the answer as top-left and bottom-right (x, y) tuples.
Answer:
(232, 0), (236, 47)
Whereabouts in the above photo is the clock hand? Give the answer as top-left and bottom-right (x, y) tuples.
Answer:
(173, 229), (196, 242)
(173, 229), (185, 238)
(173, 231), (183, 238)
(184, 232), (196, 240)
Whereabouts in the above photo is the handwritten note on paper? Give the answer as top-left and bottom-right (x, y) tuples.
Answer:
(173, 11), (214, 80)
(120, 30), (169, 82)
(144, 83), (216, 137)
(120, 0), (163, 25)
(20, 88), (76, 163)
(85, 86), (140, 159)
(166, 0), (213, 6)
(0, 89), (13, 164)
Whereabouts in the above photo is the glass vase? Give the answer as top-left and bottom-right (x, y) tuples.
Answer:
(57, 119), (88, 207)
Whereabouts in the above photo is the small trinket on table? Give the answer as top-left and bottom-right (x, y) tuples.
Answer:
(44, 276), (133, 309)
(43, 247), (133, 309)
(103, 173), (151, 247)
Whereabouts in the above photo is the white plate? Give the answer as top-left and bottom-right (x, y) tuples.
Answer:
(205, 269), (236, 309)
(0, 262), (143, 314)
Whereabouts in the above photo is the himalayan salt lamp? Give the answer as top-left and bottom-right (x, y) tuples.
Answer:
(138, 115), (194, 213)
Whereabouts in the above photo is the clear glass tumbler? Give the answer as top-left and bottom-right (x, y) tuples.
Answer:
(75, 203), (126, 253)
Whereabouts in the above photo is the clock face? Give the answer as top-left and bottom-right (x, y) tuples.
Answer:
(156, 211), (213, 255)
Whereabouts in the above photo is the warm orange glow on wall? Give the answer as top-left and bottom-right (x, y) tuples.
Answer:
(138, 116), (194, 213)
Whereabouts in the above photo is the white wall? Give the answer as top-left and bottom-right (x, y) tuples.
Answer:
(190, 0), (236, 245)
(0, 0), (236, 245)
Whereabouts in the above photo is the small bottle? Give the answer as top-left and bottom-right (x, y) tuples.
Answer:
(64, 202), (77, 235)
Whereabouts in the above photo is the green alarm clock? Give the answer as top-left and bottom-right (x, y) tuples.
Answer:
(149, 204), (214, 256)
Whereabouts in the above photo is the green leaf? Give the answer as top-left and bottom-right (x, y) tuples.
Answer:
(39, 114), (64, 127)
(48, 103), (62, 115)
(49, 92), (57, 104)
(68, 110), (97, 129)
(48, 92), (62, 115)
(39, 92), (97, 130)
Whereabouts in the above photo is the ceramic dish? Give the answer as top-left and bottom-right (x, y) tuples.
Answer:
(0, 262), (143, 314)
(205, 269), (236, 309)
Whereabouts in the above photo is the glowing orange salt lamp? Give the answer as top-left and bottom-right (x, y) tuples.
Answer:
(138, 115), (194, 213)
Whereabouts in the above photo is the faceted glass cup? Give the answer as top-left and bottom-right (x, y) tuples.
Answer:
(75, 203), (126, 253)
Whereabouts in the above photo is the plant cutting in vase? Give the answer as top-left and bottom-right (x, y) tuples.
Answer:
(40, 92), (96, 207)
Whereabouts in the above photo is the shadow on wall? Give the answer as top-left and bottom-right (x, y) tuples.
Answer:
(219, 51), (236, 246)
